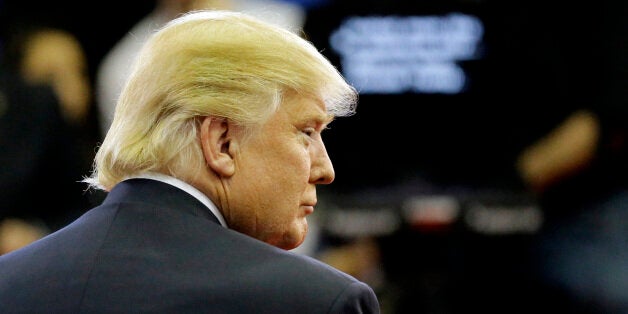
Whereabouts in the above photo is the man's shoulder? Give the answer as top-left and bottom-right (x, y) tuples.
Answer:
(231, 234), (364, 288)
(230, 240), (379, 312)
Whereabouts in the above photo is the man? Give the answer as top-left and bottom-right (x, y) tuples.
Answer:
(0, 10), (380, 313)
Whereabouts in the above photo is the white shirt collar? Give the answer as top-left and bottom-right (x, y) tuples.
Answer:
(125, 172), (228, 228)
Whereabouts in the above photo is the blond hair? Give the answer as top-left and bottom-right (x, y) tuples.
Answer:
(84, 10), (357, 191)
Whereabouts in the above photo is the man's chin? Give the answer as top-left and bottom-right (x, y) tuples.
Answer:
(268, 229), (306, 251)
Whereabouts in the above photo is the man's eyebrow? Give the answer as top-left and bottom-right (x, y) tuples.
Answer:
(316, 115), (334, 130)
(303, 111), (334, 126)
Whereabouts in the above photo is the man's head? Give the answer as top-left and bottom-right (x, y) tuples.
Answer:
(86, 10), (357, 249)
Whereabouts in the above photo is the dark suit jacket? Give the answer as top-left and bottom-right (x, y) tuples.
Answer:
(0, 179), (380, 313)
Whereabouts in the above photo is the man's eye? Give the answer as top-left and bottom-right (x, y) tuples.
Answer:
(302, 128), (315, 137)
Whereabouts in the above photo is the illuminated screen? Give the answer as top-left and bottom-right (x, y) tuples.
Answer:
(329, 13), (483, 95)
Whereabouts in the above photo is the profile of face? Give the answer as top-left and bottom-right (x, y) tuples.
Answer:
(220, 91), (335, 250)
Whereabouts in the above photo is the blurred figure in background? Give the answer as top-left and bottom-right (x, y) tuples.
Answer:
(95, 0), (306, 137)
(11, 25), (101, 174)
(516, 1), (628, 312)
(517, 109), (627, 313)
(16, 27), (91, 126)
(0, 24), (98, 254)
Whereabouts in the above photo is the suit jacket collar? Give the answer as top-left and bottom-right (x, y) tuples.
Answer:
(102, 178), (222, 225)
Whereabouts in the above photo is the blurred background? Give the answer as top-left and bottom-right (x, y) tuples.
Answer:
(1, 0), (626, 313)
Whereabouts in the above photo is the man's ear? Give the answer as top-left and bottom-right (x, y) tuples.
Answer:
(200, 116), (235, 177)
